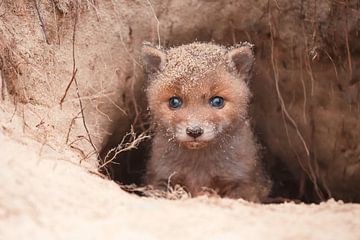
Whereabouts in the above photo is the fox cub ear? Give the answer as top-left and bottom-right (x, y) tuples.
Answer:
(141, 43), (166, 74)
(227, 42), (255, 77)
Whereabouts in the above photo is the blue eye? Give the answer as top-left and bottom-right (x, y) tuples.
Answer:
(169, 96), (182, 109)
(209, 96), (224, 108)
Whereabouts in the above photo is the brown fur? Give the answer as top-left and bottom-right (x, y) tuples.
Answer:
(142, 42), (271, 202)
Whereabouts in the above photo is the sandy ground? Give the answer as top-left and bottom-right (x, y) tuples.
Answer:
(0, 130), (359, 240)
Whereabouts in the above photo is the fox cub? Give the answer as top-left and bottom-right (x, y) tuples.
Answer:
(142, 42), (270, 202)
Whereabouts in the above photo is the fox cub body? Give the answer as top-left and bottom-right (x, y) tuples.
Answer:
(142, 42), (270, 202)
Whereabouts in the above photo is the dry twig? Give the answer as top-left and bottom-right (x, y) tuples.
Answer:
(99, 126), (150, 169)
(34, 0), (50, 44)
(65, 110), (82, 144)
(0, 56), (5, 100)
(344, 0), (353, 82)
(60, 68), (78, 106)
(268, 1), (324, 200)
(145, 0), (161, 47)
(63, 4), (99, 162)
(268, 13), (310, 157)
(120, 183), (190, 200)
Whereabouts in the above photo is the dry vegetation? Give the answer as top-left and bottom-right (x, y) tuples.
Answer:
(0, 0), (360, 239)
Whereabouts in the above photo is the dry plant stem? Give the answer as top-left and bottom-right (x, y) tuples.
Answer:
(301, 24), (315, 97)
(273, 0), (282, 10)
(166, 171), (177, 192)
(65, 110), (82, 144)
(68, 4), (99, 162)
(120, 184), (190, 200)
(323, 50), (340, 89)
(299, 52), (307, 124)
(94, 102), (113, 122)
(279, 106), (310, 190)
(268, 2), (324, 199)
(60, 91), (116, 105)
(321, 170), (332, 199)
(311, 0), (318, 43)
(268, 11), (310, 157)
(309, 106), (325, 200)
(301, 19), (324, 199)
(99, 127), (150, 169)
(105, 96), (127, 116)
(0, 56), (5, 100)
(34, 0), (49, 44)
(70, 145), (86, 159)
(344, 0), (353, 82)
(145, 0), (161, 47)
(68, 136), (86, 147)
(87, 0), (100, 21)
(287, 45), (313, 194)
(60, 68), (78, 106)
(87, 169), (107, 179)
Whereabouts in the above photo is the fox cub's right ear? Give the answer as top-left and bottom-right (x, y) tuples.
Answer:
(141, 43), (166, 74)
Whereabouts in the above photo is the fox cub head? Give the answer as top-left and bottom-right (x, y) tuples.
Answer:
(142, 42), (255, 149)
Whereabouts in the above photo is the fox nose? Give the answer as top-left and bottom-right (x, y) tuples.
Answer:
(186, 126), (204, 138)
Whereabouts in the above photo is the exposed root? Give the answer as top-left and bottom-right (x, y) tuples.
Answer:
(70, 144), (86, 159)
(323, 50), (340, 91)
(86, 0), (100, 21)
(0, 56), (5, 100)
(99, 126), (150, 170)
(71, 4), (99, 162)
(60, 68), (78, 106)
(65, 110), (82, 144)
(299, 48), (307, 124)
(302, 25), (316, 97)
(34, 0), (50, 44)
(166, 171), (177, 192)
(344, 0), (353, 82)
(268, 10), (310, 157)
(145, 0), (161, 47)
(87, 169), (108, 179)
(268, 1), (325, 200)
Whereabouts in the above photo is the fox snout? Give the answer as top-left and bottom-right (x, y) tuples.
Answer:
(173, 120), (220, 148)
(186, 126), (204, 138)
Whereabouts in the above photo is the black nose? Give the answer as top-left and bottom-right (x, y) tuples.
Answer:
(186, 126), (204, 138)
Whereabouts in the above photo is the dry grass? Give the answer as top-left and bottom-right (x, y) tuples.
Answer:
(99, 126), (150, 170)
(120, 184), (190, 200)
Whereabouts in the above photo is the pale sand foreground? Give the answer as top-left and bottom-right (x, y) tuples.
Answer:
(0, 131), (359, 240)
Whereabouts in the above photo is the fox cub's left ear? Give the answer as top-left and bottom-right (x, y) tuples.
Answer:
(141, 43), (166, 74)
(227, 42), (255, 77)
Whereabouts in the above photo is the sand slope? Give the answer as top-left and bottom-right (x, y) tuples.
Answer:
(1, 131), (359, 240)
